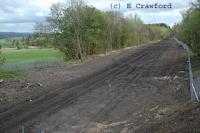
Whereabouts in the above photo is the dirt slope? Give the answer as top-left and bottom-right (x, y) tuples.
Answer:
(0, 38), (191, 133)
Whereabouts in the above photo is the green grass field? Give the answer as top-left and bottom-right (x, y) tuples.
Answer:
(2, 48), (61, 62)
(0, 71), (27, 78)
(0, 48), (64, 74)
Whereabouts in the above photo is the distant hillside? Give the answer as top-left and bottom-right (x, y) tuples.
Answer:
(0, 32), (33, 39)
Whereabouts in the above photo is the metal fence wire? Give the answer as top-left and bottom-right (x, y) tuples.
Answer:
(174, 38), (199, 102)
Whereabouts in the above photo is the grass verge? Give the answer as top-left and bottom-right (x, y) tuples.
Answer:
(0, 71), (27, 78)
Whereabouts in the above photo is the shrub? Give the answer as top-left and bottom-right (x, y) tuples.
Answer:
(16, 44), (23, 50)
(23, 44), (29, 49)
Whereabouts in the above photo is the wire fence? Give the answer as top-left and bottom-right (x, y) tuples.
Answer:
(174, 38), (199, 102)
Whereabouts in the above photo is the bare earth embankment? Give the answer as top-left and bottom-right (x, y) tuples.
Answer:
(0, 38), (200, 133)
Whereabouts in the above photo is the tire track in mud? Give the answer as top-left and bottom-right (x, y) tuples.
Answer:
(33, 44), (159, 129)
(49, 49), (160, 133)
(84, 39), (188, 133)
(41, 44), (158, 114)
(0, 42), (158, 132)
(0, 39), (188, 132)
(87, 48), (160, 122)
(79, 44), (164, 132)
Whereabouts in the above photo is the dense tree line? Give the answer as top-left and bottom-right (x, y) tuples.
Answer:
(173, 0), (200, 56)
(10, 37), (29, 49)
(36, 0), (170, 60)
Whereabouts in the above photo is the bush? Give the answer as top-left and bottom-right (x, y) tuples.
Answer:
(16, 43), (23, 50)
(23, 44), (29, 49)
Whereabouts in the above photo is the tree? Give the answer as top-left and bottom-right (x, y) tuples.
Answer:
(34, 22), (52, 47)
(173, 0), (200, 56)
(12, 40), (16, 48)
(48, 0), (107, 59)
(46, 0), (170, 60)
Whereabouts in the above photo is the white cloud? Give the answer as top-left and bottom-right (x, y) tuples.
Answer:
(0, 0), (195, 32)
(35, 12), (45, 17)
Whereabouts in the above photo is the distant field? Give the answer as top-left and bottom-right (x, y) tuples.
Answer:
(1, 48), (64, 71)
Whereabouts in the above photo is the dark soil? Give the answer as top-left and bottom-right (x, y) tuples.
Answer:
(135, 102), (200, 133)
(0, 38), (199, 133)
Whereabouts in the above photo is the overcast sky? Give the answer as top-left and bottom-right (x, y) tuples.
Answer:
(0, 0), (195, 32)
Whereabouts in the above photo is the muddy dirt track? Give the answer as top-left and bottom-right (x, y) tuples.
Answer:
(0, 38), (190, 133)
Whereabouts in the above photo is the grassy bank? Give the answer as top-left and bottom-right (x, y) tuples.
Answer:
(0, 48), (64, 72)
